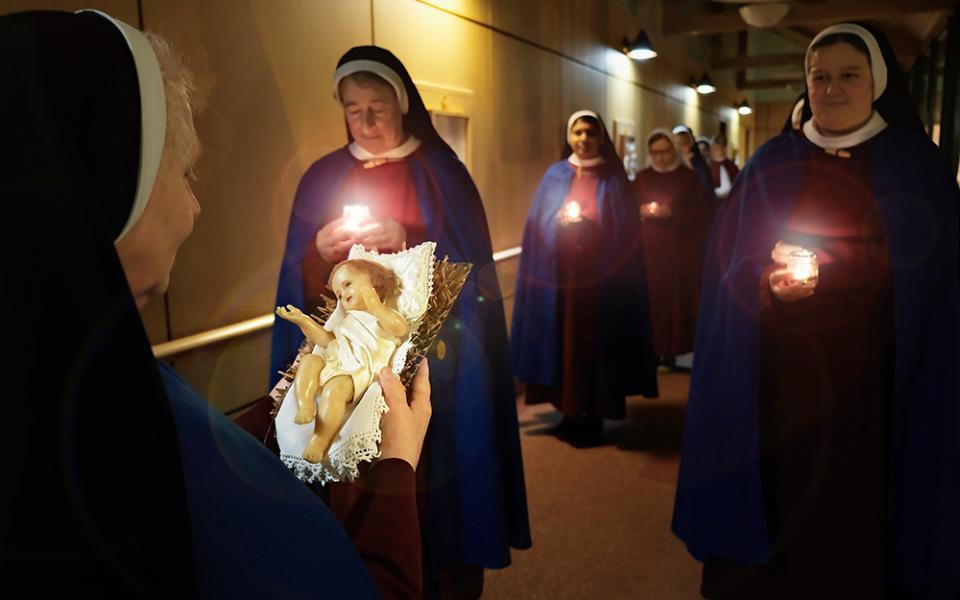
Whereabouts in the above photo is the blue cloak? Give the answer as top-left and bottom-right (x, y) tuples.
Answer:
(159, 362), (379, 599)
(271, 146), (531, 574)
(672, 127), (959, 596)
(510, 160), (658, 399)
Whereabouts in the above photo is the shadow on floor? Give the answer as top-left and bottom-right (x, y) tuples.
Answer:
(516, 372), (691, 454)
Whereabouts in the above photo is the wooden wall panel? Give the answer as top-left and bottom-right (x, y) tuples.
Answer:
(144, 0), (371, 409)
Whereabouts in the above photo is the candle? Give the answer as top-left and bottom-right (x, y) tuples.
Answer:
(787, 248), (819, 285)
(342, 204), (370, 232)
(560, 200), (582, 223)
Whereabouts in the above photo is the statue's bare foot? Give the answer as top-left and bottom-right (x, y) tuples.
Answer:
(294, 403), (316, 425)
(303, 435), (327, 463)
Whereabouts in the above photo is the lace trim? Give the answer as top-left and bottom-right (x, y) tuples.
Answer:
(280, 389), (390, 484)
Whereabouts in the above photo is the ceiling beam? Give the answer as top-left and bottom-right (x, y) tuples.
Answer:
(737, 77), (805, 91)
(663, 0), (957, 36)
(712, 52), (806, 70)
(771, 27), (814, 47)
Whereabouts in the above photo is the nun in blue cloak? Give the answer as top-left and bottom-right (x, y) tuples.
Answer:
(673, 124), (719, 212)
(672, 22), (959, 599)
(0, 10), (427, 597)
(270, 45), (531, 588)
(511, 110), (658, 443)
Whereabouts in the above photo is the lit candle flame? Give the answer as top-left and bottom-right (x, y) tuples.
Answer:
(561, 200), (582, 223)
(787, 249), (818, 284)
(342, 204), (370, 232)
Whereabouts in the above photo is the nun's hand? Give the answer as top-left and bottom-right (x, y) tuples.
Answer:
(377, 360), (431, 470)
(640, 202), (671, 220)
(315, 218), (356, 262)
(770, 241), (805, 266)
(356, 216), (407, 252)
(768, 267), (816, 302)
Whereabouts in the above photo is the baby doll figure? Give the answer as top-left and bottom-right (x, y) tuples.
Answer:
(275, 259), (410, 463)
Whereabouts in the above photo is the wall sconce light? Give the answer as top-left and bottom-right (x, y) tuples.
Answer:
(692, 73), (716, 94)
(622, 30), (657, 61)
(736, 99), (753, 115)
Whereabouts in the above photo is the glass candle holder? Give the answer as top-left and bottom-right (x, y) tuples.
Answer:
(342, 204), (370, 232)
(787, 248), (819, 286)
(559, 200), (582, 224)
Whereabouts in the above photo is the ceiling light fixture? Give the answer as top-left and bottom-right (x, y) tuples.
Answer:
(738, 2), (790, 28)
(622, 30), (658, 61)
(693, 73), (716, 94)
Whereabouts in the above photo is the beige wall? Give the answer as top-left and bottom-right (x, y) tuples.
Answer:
(738, 101), (794, 159)
(5, 0), (748, 412)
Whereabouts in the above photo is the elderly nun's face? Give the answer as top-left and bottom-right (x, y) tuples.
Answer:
(116, 128), (201, 309)
(340, 77), (405, 155)
(568, 118), (602, 160)
(807, 42), (874, 135)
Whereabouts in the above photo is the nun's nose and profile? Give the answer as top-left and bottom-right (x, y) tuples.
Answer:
(4, 5), (957, 600)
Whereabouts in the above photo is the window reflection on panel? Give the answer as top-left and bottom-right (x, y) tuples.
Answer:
(431, 111), (469, 168)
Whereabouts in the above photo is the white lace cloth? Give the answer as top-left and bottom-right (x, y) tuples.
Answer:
(276, 242), (436, 484)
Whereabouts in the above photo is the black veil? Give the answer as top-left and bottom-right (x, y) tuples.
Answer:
(0, 10), (196, 595)
(783, 22), (925, 134)
(335, 45), (460, 159)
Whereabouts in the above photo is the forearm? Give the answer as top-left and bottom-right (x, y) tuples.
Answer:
(373, 308), (409, 339)
(328, 459), (422, 600)
(294, 319), (333, 347)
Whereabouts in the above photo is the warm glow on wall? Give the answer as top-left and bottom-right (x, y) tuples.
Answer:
(679, 87), (700, 131)
(605, 48), (633, 79)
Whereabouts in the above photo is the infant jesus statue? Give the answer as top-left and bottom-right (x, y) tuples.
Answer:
(276, 258), (409, 464)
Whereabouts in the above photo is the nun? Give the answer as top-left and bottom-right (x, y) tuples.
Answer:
(633, 129), (712, 368)
(0, 10), (430, 598)
(673, 23), (959, 599)
(695, 135), (712, 160)
(672, 124), (718, 206)
(511, 110), (658, 443)
(269, 46), (531, 594)
(708, 133), (740, 199)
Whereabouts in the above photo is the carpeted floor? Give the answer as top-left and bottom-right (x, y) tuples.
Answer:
(483, 373), (703, 599)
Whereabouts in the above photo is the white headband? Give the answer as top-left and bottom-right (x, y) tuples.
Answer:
(78, 10), (167, 244)
(567, 110), (600, 135)
(645, 127), (685, 172)
(333, 60), (409, 114)
(806, 23), (887, 101)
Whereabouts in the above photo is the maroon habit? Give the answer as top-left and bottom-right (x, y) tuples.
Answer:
(302, 159), (427, 309)
(633, 165), (710, 356)
(703, 145), (893, 599)
(709, 158), (740, 188)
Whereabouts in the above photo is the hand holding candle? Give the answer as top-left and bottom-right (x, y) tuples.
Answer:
(315, 218), (355, 262)
(341, 204), (371, 233)
(641, 201), (671, 220)
(558, 200), (583, 225)
(768, 241), (818, 301)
